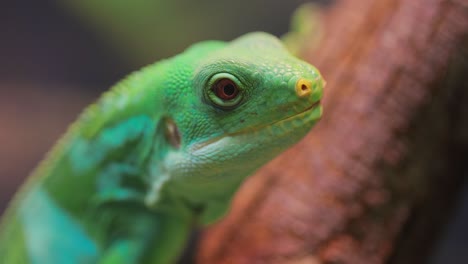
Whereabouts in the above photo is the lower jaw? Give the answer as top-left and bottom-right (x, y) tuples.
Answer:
(181, 106), (321, 189)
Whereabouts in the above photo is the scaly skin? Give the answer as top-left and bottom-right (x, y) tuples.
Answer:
(0, 32), (324, 264)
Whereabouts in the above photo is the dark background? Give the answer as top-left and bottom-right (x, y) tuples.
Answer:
(0, 1), (466, 263)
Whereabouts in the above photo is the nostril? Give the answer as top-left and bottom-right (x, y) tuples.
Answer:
(295, 78), (312, 98)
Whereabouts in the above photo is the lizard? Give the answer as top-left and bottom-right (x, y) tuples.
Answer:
(0, 31), (325, 263)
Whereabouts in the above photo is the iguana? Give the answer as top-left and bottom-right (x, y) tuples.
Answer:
(0, 30), (324, 263)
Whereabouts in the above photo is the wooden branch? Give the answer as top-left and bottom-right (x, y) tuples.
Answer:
(197, 0), (468, 263)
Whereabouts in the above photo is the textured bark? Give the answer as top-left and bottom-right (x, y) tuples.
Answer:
(197, 0), (468, 263)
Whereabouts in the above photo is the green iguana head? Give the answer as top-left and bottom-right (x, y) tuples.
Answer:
(157, 32), (324, 207)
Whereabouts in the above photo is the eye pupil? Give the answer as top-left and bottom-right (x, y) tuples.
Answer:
(213, 78), (239, 100)
(223, 84), (235, 96)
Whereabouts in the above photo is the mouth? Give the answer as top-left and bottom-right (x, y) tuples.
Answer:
(191, 101), (322, 151)
(269, 100), (322, 128)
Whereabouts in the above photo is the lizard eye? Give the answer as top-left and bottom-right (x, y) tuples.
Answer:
(213, 78), (239, 100)
(206, 73), (243, 109)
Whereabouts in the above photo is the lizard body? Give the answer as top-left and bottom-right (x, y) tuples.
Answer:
(0, 32), (324, 263)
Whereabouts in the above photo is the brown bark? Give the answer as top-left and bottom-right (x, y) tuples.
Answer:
(197, 0), (468, 264)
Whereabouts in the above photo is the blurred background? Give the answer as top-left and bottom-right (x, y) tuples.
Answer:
(0, 0), (466, 263)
